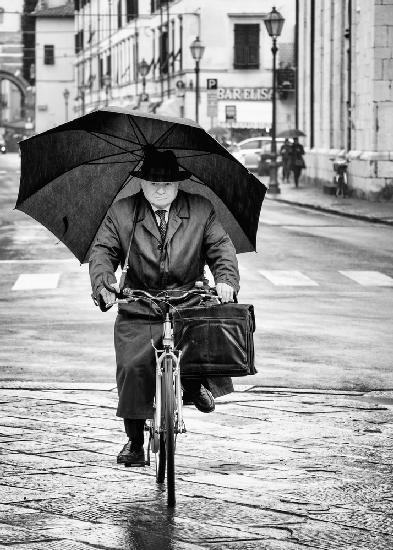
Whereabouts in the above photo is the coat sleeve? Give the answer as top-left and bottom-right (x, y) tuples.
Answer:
(203, 207), (240, 293)
(89, 207), (121, 300)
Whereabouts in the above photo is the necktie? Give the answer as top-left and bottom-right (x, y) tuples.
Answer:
(155, 210), (167, 242)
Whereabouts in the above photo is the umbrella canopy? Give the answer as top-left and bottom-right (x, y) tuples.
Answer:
(276, 128), (306, 138)
(16, 107), (266, 263)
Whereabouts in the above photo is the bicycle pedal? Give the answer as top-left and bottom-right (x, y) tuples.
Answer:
(124, 461), (147, 468)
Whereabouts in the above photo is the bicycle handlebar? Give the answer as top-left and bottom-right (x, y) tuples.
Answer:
(111, 286), (218, 308)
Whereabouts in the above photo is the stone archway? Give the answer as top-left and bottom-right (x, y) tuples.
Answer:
(0, 70), (35, 149)
(0, 70), (29, 97)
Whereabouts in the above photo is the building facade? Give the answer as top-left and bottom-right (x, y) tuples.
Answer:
(34, 0), (74, 132)
(0, 0), (35, 149)
(75, 0), (296, 139)
(297, 0), (393, 200)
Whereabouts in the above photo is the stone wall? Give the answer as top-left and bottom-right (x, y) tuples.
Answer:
(298, 0), (393, 201)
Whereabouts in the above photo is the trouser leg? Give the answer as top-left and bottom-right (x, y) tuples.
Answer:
(124, 419), (145, 449)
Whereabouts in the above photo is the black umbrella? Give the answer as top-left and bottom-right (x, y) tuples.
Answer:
(16, 107), (266, 263)
(276, 128), (306, 138)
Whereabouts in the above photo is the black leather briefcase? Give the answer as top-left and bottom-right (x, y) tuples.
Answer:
(173, 303), (256, 378)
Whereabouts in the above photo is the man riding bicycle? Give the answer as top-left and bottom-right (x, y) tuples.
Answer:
(89, 148), (240, 465)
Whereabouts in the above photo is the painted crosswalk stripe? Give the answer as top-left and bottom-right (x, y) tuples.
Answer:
(259, 270), (319, 286)
(339, 270), (393, 286)
(12, 273), (61, 291)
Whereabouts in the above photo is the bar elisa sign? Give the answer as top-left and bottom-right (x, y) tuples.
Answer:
(217, 87), (273, 101)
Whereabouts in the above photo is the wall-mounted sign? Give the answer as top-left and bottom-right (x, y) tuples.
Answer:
(206, 78), (218, 117)
(218, 87), (273, 101)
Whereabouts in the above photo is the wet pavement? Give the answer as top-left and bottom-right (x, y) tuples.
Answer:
(263, 177), (393, 225)
(1, 384), (393, 549)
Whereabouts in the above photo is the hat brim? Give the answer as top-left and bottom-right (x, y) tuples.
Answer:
(132, 170), (192, 182)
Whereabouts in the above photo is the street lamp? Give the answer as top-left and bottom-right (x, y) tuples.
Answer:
(63, 88), (70, 122)
(189, 36), (205, 123)
(102, 74), (111, 106)
(138, 58), (150, 102)
(264, 6), (285, 194)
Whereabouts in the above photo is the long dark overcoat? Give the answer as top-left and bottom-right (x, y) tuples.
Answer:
(89, 190), (240, 419)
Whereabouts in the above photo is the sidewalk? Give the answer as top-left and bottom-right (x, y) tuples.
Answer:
(1, 384), (392, 549)
(264, 178), (393, 225)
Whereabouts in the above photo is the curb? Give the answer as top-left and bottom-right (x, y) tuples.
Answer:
(267, 196), (393, 226)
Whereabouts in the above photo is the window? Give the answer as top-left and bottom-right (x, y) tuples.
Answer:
(44, 45), (55, 65)
(160, 30), (168, 74)
(127, 0), (138, 22)
(234, 24), (260, 69)
(98, 55), (103, 88)
(75, 30), (84, 53)
(0, 7), (4, 24)
(117, 0), (122, 28)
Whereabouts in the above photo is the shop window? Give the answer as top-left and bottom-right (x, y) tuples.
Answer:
(234, 24), (260, 69)
(127, 0), (138, 21)
(44, 45), (55, 65)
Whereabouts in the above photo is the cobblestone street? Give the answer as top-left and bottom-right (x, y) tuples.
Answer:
(1, 385), (392, 549)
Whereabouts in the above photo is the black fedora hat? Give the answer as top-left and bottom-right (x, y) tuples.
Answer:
(134, 148), (191, 182)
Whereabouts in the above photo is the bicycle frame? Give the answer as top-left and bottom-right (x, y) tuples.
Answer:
(114, 285), (216, 506)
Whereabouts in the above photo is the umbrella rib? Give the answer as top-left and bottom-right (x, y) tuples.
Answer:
(152, 123), (177, 148)
(171, 152), (213, 159)
(86, 150), (144, 165)
(88, 131), (143, 153)
(127, 115), (149, 146)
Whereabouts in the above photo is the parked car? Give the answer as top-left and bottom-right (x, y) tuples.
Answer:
(231, 136), (286, 171)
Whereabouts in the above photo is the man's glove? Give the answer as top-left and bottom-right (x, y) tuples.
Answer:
(99, 282), (120, 310)
(216, 282), (234, 303)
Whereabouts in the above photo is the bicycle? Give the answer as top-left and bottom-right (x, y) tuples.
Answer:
(333, 157), (349, 198)
(115, 284), (218, 507)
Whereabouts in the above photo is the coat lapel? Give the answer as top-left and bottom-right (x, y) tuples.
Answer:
(164, 192), (190, 246)
(138, 197), (161, 242)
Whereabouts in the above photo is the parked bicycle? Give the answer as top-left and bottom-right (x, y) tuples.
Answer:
(333, 156), (349, 198)
(114, 284), (218, 507)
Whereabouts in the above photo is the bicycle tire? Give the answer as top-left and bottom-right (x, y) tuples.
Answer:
(164, 356), (176, 507)
(156, 370), (166, 484)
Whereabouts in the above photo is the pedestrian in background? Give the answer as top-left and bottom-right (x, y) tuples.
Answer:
(290, 137), (306, 188)
(280, 138), (292, 182)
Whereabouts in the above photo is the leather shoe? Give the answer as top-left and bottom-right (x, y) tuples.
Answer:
(117, 440), (145, 466)
(191, 386), (215, 413)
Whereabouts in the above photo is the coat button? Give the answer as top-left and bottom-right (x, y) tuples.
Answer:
(158, 244), (162, 250)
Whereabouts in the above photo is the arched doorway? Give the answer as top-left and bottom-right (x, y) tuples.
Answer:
(0, 70), (34, 151)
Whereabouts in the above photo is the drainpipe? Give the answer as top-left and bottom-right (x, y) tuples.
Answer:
(346, 0), (352, 152)
(310, 0), (315, 149)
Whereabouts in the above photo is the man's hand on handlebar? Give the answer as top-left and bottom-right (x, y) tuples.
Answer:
(100, 282), (120, 309)
(216, 282), (234, 303)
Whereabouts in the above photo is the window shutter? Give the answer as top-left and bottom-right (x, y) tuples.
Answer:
(234, 24), (260, 69)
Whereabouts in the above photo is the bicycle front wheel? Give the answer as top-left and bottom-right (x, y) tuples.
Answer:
(164, 356), (176, 507)
(155, 356), (176, 507)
